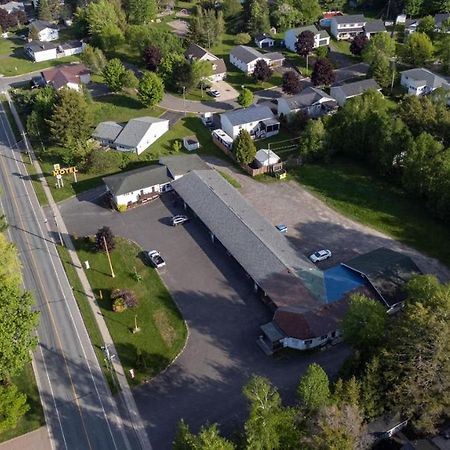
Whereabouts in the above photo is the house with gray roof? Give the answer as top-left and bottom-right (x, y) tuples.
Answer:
(29, 20), (59, 42)
(254, 33), (275, 48)
(24, 41), (58, 62)
(184, 43), (227, 82)
(284, 25), (330, 52)
(92, 116), (169, 155)
(0, 1), (24, 14)
(330, 78), (381, 106)
(400, 68), (450, 99)
(277, 86), (337, 118)
(103, 165), (172, 209)
(220, 105), (280, 139)
(229, 45), (284, 73)
(159, 154), (210, 180)
(363, 20), (386, 39)
(330, 14), (366, 40)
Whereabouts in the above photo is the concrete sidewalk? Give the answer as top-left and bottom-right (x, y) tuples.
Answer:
(0, 427), (51, 450)
(5, 92), (153, 450)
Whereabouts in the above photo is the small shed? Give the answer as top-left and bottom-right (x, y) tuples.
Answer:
(183, 135), (200, 151)
(255, 148), (280, 167)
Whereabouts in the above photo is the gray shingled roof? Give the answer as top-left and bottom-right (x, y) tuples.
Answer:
(25, 41), (58, 52)
(114, 116), (168, 148)
(401, 68), (449, 89)
(333, 78), (381, 97)
(230, 45), (264, 64)
(333, 14), (366, 24)
(172, 170), (326, 308)
(255, 33), (274, 42)
(281, 87), (336, 110)
(364, 20), (386, 33)
(30, 20), (58, 32)
(159, 154), (210, 177)
(184, 43), (209, 60)
(435, 13), (450, 28)
(103, 165), (171, 196)
(221, 105), (275, 127)
(92, 121), (124, 142)
(264, 51), (284, 61)
(287, 24), (319, 36)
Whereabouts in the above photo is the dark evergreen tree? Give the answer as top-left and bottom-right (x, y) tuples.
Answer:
(95, 226), (115, 252)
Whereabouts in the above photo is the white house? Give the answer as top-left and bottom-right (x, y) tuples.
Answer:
(330, 78), (382, 106)
(254, 33), (275, 48)
(284, 25), (330, 52)
(400, 68), (450, 97)
(103, 165), (172, 209)
(277, 86), (337, 118)
(363, 20), (386, 39)
(58, 40), (85, 57)
(330, 14), (366, 40)
(29, 20), (59, 42)
(229, 45), (284, 74)
(114, 117), (169, 155)
(0, 1), (24, 13)
(220, 106), (280, 140)
(404, 18), (420, 35)
(24, 41), (58, 62)
(184, 43), (227, 82)
(93, 117), (169, 155)
(41, 64), (91, 91)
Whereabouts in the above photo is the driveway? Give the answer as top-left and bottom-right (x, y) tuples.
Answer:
(57, 186), (350, 449)
(334, 62), (370, 84)
(210, 80), (239, 102)
(204, 157), (450, 282)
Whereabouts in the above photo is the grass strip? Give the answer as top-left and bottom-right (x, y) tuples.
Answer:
(293, 159), (450, 268)
(217, 170), (242, 188)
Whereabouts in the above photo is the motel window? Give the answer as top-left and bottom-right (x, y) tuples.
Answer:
(304, 339), (313, 345)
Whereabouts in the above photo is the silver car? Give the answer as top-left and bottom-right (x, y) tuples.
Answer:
(171, 215), (189, 226)
(148, 250), (166, 268)
(309, 249), (332, 263)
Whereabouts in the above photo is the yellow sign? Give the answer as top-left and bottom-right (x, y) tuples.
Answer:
(53, 163), (60, 171)
(52, 166), (78, 177)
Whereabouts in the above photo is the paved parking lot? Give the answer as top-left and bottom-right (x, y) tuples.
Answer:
(56, 187), (350, 449)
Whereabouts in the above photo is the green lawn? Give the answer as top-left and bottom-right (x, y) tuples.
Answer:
(293, 159), (450, 268)
(218, 170), (241, 188)
(72, 237), (187, 386)
(0, 363), (45, 443)
(57, 245), (120, 393)
(38, 111), (224, 204)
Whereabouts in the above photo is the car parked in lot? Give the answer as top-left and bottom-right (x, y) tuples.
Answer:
(171, 215), (189, 226)
(309, 249), (332, 263)
(208, 89), (221, 97)
(148, 250), (166, 268)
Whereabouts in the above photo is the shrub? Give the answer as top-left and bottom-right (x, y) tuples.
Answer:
(117, 204), (127, 213)
(111, 288), (138, 309)
(235, 33), (251, 45)
(112, 297), (126, 313)
(95, 226), (115, 252)
(86, 149), (123, 174)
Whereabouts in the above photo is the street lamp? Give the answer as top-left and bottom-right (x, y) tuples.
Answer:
(182, 86), (186, 117)
(53, 215), (64, 246)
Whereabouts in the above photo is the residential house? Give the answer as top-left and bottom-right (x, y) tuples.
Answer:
(29, 20), (59, 42)
(220, 105), (280, 140)
(405, 18), (420, 35)
(58, 40), (85, 57)
(24, 41), (58, 62)
(368, 414), (408, 443)
(229, 45), (284, 74)
(330, 14), (366, 40)
(92, 117), (170, 155)
(277, 86), (337, 118)
(435, 13), (450, 31)
(363, 20), (386, 39)
(400, 68), (450, 97)
(254, 33), (275, 48)
(184, 43), (227, 82)
(284, 25), (330, 52)
(103, 165), (172, 209)
(330, 78), (381, 106)
(0, 1), (24, 13)
(92, 122), (124, 147)
(41, 64), (91, 91)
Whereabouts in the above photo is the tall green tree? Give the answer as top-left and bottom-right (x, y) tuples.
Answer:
(125, 0), (157, 24)
(362, 33), (396, 65)
(233, 129), (256, 165)
(37, 0), (52, 21)
(48, 89), (93, 148)
(436, 35), (450, 74)
(173, 420), (235, 450)
(137, 71), (164, 107)
(360, 356), (384, 421)
(369, 53), (394, 89)
(243, 376), (283, 450)
(80, 45), (107, 74)
(102, 58), (127, 92)
(405, 32), (434, 65)
(237, 88), (254, 108)
(247, 0), (270, 34)
(0, 384), (29, 433)
(298, 118), (328, 162)
(417, 15), (436, 37)
(297, 363), (330, 411)
(342, 294), (387, 351)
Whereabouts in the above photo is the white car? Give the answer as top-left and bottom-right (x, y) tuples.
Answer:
(208, 89), (221, 97)
(171, 215), (189, 226)
(309, 249), (332, 263)
(148, 250), (166, 268)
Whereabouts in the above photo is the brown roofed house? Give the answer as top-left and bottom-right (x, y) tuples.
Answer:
(41, 64), (91, 91)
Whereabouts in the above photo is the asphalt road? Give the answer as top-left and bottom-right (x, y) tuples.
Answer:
(0, 104), (141, 449)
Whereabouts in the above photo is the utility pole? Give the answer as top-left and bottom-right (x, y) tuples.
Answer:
(21, 130), (32, 164)
(182, 86), (186, 117)
(103, 235), (115, 278)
